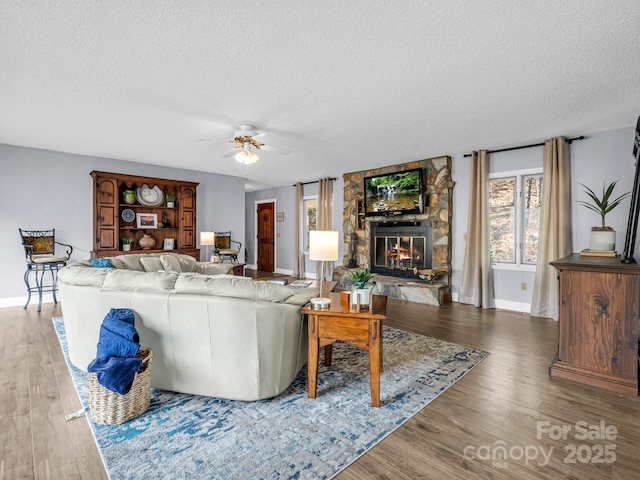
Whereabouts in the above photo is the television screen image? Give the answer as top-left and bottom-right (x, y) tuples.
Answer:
(364, 168), (423, 216)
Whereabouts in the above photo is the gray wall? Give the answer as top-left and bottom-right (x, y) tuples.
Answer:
(1, 144), (245, 306)
(245, 178), (345, 277)
(3, 125), (634, 310)
(451, 126), (636, 311)
(244, 125), (637, 312)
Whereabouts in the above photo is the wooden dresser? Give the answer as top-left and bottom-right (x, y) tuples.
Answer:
(550, 254), (639, 396)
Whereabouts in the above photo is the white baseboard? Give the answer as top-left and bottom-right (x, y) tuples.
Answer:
(451, 293), (530, 313)
(0, 293), (55, 309)
(494, 299), (531, 313)
(274, 267), (293, 276)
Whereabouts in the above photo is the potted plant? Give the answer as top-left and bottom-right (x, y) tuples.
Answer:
(348, 268), (375, 305)
(578, 180), (630, 251)
(121, 237), (134, 251)
(122, 190), (136, 205)
(166, 195), (176, 208)
(212, 246), (221, 263)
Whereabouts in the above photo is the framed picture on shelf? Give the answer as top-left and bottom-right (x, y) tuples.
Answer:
(163, 238), (175, 250)
(136, 213), (158, 228)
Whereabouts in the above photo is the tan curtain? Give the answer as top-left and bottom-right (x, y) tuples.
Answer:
(459, 150), (495, 308)
(317, 178), (333, 230)
(316, 178), (334, 280)
(530, 137), (572, 320)
(292, 182), (305, 278)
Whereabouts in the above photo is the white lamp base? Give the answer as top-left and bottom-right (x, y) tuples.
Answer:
(310, 297), (331, 310)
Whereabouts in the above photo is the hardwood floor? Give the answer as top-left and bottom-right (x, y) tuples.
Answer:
(2, 272), (639, 479)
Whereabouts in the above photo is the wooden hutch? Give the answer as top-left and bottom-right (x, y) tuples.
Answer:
(550, 254), (639, 396)
(91, 171), (199, 259)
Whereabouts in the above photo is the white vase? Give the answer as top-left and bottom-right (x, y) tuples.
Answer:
(589, 230), (616, 251)
(167, 201), (175, 208)
(122, 244), (131, 251)
(351, 287), (371, 306)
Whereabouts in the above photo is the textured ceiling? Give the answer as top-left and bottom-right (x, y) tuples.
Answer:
(1, 1), (639, 190)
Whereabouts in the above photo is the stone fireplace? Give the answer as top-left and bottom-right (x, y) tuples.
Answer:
(337, 156), (453, 306)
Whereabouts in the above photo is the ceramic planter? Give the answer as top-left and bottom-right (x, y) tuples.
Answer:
(351, 287), (372, 306)
(589, 230), (616, 251)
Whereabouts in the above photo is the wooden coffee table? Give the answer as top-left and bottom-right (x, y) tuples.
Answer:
(302, 292), (387, 407)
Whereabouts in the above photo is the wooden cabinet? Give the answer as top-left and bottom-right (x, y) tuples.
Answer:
(91, 171), (200, 259)
(550, 254), (639, 395)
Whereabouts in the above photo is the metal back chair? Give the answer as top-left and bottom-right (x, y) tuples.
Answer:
(19, 228), (73, 312)
(214, 231), (242, 262)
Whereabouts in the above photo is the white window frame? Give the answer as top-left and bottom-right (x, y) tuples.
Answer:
(489, 167), (542, 272)
(301, 195), (318, 254)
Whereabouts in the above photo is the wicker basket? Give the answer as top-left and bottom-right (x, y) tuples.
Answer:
(87, 346), (153, 425)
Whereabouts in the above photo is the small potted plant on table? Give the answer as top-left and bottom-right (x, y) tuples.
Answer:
(348, 268), (375, 305)
(579, 180), (630, 252)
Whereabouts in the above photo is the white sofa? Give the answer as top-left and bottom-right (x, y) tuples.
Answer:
(57, 253), (319, 401)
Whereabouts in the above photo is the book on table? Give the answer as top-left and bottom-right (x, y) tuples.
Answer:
(579, 249), (617, 257)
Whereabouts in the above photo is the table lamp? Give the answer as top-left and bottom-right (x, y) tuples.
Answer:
(309, 230), (339, 309)
(200, 231), (216, 262)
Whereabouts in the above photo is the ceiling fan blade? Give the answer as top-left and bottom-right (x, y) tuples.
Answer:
(222, 147), (239, 157)
(196, 137), (229, 142)
(260, 144), (292, 155)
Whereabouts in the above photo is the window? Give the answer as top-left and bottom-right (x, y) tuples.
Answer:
(302, 196), (317, 253)
(489, 168), (542, 269)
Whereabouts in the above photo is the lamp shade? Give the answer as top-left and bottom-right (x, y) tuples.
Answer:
(200, 231), (216, 246)
(309, 230), (339, 261)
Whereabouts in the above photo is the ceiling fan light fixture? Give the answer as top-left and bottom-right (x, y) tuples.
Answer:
(235, 147), (259, 165)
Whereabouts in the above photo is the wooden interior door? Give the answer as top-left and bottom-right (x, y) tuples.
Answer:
(257, 202), (275, 272)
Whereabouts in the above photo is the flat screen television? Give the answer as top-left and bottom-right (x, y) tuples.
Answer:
(364, 168), (423, 216)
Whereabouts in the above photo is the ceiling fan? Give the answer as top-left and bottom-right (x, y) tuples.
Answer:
(200, 124), (291, 165)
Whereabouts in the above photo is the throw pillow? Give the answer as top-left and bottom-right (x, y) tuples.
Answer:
(89, 258), (113, 268)
(140, 256), (164, 273)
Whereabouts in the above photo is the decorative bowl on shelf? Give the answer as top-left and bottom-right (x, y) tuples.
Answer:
(139, 234), (156, 250)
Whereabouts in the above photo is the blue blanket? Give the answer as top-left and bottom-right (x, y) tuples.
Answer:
(88, 356), (143, 395)
(88, 308), (142, 395)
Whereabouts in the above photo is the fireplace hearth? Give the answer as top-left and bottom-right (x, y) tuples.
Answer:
(369, 221), (432, 279)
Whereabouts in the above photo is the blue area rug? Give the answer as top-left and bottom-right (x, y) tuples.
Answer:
(53, 316), (488, 479)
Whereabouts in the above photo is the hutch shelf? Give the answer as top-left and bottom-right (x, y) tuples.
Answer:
(91, 171), (199, 259)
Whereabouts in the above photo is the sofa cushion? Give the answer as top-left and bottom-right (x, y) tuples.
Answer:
(193, 262), (235, 275)
(103, 270), (178, 292)
(174, 274), (295, 302)
(160, 254), (196, 273)
(284, 287), (322, 305)
(140, 256), (164, 273)
(58, 263), (110, 287)
(110, 254), (146, 271)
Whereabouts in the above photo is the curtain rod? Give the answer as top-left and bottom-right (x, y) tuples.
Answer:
(292, 177), (337, 187)
(462, 136), (585, 158)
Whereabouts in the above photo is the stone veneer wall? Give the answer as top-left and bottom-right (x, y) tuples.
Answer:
(342, 156), (453, 281)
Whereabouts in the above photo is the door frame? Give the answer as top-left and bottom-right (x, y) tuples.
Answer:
(254, 198), (277, 272)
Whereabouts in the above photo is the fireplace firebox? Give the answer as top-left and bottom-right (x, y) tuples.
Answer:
(369, 221), (432, 279)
